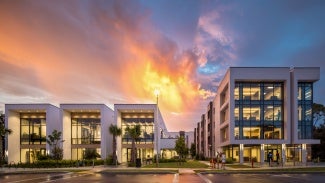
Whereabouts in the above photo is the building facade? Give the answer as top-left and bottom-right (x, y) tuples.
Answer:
(114, 104), (193, 163)
(212, 67), (320, 164)
(5, 103), (193, 164)
(5, 104), (60, 163)
(5, 103), (114, 163)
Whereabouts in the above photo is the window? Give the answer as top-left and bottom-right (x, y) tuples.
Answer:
(121, 113), (154, 144)
(298, 82), (313, 139)
(20, 115), (46, 145)
(71, 117), (101, 145)
(234, 82), (284, 140)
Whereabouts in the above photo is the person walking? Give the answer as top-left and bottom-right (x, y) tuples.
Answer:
(221, 153), (226, 170)
(268, 151), (273, 166)
(276, 151), (280, 165)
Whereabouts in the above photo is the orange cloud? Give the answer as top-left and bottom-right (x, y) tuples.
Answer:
(0, 0), (212, 131)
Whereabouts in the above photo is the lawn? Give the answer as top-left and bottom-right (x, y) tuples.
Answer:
(142, 160), (209, 168)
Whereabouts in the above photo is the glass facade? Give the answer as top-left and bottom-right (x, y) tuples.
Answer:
(20, 113), (47, 163)
(20, 114), (46, 145)
(298, 82), (313, 139)
(121, 112), (155, 162)
(71, 113), (101, 160)
(71, 115), (101, 145)
(121, 115), (154, 144)
(234, 82), (284, 140)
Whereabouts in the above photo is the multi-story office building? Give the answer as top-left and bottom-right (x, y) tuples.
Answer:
(210, 67), (320, 164)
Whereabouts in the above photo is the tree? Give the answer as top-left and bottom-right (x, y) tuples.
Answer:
(109, 124), (122, 165)
(46, 130), (64, 161)
(0, 114), (12, 165)
(125, 125), (141, 165)
(84, 148), (100, 160)
(190, 143), (196, 158)
(312, 103), (325, 160)
(312, 124), (325, 160)
(313, 103), (325, 126)
(175, 136), (189, 160)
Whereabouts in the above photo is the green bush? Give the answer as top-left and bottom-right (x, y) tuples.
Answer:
(128, 162), (136, 167)
(226, 158), (234, 164)
(5, 159), (105, 168)
(105, 155), (115, 165)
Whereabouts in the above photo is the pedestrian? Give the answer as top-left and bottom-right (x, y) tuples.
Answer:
(221, 153), (226, 170)
(268, 151), (273, 166)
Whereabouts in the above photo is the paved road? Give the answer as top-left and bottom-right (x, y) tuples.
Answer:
(1, 172), (325, 183)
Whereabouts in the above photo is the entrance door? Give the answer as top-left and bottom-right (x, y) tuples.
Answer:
(265, 149), (280, 162)
(127, 148), (132, 162)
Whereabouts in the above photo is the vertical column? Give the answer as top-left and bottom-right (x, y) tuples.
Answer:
(260, 144), (265, 165)
(302, 144), (307, 164)
(239, 144), (244, 164)
(282, 144), (286, 165)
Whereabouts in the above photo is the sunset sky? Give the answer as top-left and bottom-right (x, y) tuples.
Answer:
(1, 0), (324, 131)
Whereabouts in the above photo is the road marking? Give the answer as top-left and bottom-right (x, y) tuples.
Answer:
(172, 173), (179, 183)
(197, 173), (212, 183)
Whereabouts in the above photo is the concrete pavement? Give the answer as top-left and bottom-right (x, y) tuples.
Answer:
(1, 161), (325, 174)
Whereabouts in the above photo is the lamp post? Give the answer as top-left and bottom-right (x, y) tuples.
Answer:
(154, 89), (160, 167)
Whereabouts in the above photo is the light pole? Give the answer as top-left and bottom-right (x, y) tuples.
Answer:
(154, 89), (160, 167)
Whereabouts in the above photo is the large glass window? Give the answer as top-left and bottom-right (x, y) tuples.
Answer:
(71, 115), (101, 145)
(121, 113), (154, 144)
(234, 82), (284, 140)
(20, 114), (46, 145)
(298, 82), (313, 139)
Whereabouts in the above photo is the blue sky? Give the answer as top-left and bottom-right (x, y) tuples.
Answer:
(0, 0), (324, 131)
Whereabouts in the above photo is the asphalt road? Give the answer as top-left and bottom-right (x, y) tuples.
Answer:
(1, 172), (325, 183)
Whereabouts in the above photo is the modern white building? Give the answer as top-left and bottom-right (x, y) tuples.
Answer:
(212, 67), (320, 164)
(114, 104), (194, 163)
(60, 104), (114, 160)
(5, 103), (114, 163)
(5, 103), (193, 164)
(5, 104), (60, 163)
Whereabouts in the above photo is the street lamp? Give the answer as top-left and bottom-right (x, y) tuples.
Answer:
(154, 89), (160, 167)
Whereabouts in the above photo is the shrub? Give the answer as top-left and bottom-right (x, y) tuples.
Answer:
(226, 158), (234, 164)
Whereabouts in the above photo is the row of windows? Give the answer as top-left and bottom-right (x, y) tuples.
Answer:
(234, 82), (284, 140)
(235, 83), (283, 101)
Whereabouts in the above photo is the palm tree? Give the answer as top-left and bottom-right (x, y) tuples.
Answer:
(109, 124), (122, 165)
(125, 125), (141, 165)
(0, 114), (12, 165)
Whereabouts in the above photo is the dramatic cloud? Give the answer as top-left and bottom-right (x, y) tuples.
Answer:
(1, 0), (324, 131)
(0, 0), (209, 130)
